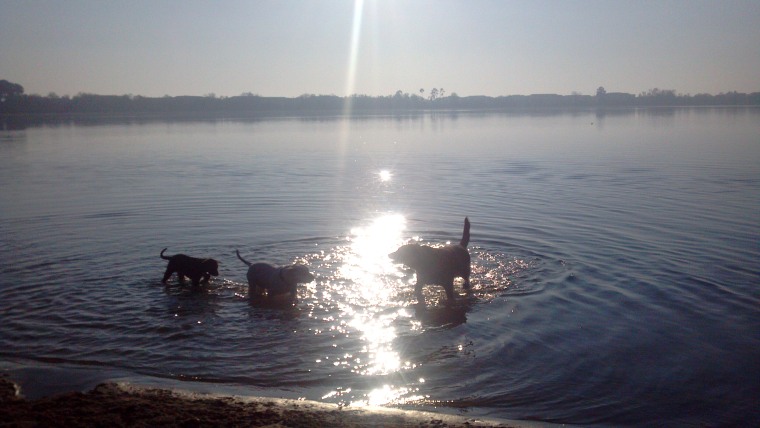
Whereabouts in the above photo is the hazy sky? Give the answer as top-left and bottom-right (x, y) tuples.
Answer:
(1, 0), (758, 98)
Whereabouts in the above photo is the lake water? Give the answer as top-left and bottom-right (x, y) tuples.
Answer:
(1, 109), (759, 426)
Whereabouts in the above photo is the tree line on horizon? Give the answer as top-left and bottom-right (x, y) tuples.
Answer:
(1, 79), (759, 116)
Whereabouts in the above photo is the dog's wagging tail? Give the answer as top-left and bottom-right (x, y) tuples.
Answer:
(235, 249), (252, 266)
(460, 217), (471, 248)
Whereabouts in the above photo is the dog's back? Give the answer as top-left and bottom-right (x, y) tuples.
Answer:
(414, 246), (469, 285)
(246, 263), (277, 287)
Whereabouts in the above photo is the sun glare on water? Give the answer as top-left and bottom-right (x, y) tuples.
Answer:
(314, 210), (523, 406)
(339, 213), (405, 292)
(378, 169), (392, 182)
(329, 213), (419, 404)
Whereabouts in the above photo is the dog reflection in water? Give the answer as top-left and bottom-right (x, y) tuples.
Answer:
(415, 302), (469, 327)
(389, 217), (471, 306)
(236, 250), (315, 303)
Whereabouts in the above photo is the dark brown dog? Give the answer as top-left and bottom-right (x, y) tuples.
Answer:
(236, 250), (315, 300)
(160, 248), (219, 287)
(389, 217), (471, 305)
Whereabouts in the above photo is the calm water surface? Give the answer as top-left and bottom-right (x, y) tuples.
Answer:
(1, 109), (759, 426)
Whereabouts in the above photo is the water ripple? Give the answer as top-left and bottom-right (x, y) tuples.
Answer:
(2, 113), (759, 425)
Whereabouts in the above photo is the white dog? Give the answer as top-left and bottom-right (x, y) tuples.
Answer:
(236, 250), (315, 300)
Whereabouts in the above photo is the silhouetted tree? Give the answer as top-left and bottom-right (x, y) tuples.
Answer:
(638, 88), (678, 106)
(0, 79), (24, 99)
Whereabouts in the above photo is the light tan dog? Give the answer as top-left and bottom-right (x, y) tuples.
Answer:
(236, 250), (315, 300)
(389, 217), (471, 305)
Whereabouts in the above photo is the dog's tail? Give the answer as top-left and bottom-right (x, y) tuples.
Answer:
(160, 248), (171, 260)
(459, 217), (471, 248)
(236, 249), (252, 266)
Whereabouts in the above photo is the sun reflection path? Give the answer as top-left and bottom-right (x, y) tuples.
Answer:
(311, 213), (533, 407)
(317, 213), (430, 406)
(339, 213), (405, 295)
(336, 213), (410, 373)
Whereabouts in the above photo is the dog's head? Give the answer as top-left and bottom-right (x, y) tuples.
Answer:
(203, 259), (220, 276)
(389, 244), (423, 268)
(282, 264), (315, 285)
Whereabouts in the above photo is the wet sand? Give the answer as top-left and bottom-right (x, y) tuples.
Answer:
(0, 376), (524, 427)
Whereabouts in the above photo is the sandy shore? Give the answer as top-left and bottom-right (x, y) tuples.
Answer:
(0, 376), (526, 427)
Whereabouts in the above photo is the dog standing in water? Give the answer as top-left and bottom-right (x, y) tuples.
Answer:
(160, 248), (219, 287)
(236, 250), (315, 301)
(389, 217), (471, 305)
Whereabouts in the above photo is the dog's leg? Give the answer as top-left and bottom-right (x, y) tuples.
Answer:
(201, 273), (210, 284)
(250, 284), (264, 299)
(444, 283), (455, 301)
(162, 266), (174, 284)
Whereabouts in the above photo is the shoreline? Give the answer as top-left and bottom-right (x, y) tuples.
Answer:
(0, 361), (548, 427)
(0, 376), (536, 427)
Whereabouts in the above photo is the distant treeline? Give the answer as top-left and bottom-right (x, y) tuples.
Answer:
(1, 80), (759, 116)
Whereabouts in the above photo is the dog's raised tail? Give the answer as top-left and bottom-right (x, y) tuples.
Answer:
(236, 249), (252, 266)
(160, 248), (170, 260)
(460, 217), (471, 247)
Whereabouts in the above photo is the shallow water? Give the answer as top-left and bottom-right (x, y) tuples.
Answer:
(1, 109), (759, 425)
